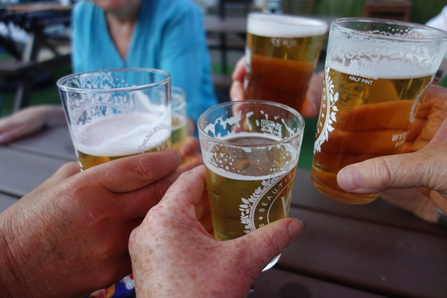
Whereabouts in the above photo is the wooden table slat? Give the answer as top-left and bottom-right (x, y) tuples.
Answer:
(280, 207), (447, 298)
(249, 268), (385, 298)
(8, 125), (76, 161)
(0, 146), (69, 197)
(292, 169), (447, 237)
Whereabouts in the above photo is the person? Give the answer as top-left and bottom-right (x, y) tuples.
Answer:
(229, 56), (324, 119)
(337, 84), (447, 227)
(0, 0), (217, 143)
(0, 150), (302, 297)
(129, 165), (303, 297)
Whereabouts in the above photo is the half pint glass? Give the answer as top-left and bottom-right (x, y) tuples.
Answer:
(312, 18), (447, 204)
(57, 68), (172, 170)
(198, 100), (305, 270)
(244, 13), (328, 113)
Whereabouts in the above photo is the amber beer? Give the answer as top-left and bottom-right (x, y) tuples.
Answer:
(198, 100), (304, 271)
(245, 13), (327, 113)
(204, 134), (297, 241)
(171, 113), (187, 152)
(310, 18), (447, 204)
(312, 65), (434, 204)
(171, 87), (188, 153)
(74, 113), (171, 170)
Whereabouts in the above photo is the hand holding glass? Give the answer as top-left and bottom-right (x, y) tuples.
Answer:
(312, 18), (447, 204)
(198, 100), (304, 270)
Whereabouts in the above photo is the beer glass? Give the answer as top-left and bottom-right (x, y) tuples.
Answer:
(198, 100), (305, 270)
(171, 87), (188, 153)
(57, 68), (172, 170)
(312, 18), (447, 204)
(244, 12), (328, 113)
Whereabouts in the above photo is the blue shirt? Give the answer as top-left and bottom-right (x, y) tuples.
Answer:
(72, 0), (217, 122)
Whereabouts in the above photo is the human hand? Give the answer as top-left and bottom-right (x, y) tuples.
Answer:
(129, 165), (302, 298)
(229, 56), (322, 118)
(176, 136), (203, 171)
(337, 85), (447, 222)
(0, 149), (184, 298)
(0, 105), (65, 144)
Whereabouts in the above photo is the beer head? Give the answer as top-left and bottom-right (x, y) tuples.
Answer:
(328, 18), (447, 79)
(57, 68), (172, 168)
(198, 100), (305, 179)
(247, 13), (328, 38)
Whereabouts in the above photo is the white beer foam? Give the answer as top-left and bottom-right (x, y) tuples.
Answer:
(327, 27), (446, 79)
(202, 132), (297, 181)
(74, 111), (170, 157)
(248, 13), (328, 38)
(327, 55), (437, 80)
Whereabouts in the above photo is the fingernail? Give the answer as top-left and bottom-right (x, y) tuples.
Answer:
(337, 165), (364, 191)
(288, 219), (303, 239)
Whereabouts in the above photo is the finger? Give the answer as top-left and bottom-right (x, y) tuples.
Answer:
(101, 166), (186, 221)
(232, 56), (246, 81)
(236, 218), (302, 272)
(0, 126), (34, 144)
(161, 165), (206, 208)
(40, 162), (81, 187)
(337, 139), (447, 198)
(230, 80), (246, 102)
(178, 154), (203, 172)
(178, 136), (200, 158)
(85, 149), (180, 193)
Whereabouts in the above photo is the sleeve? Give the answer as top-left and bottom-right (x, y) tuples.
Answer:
(158, 3), (218, 123)
(426, 5), (447, 31)
(70, 3), (84, 74)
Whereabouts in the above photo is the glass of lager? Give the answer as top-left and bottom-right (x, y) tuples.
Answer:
(171, 87), (188, 153)
(312, 18), (447, 204)
(198, 100), (305, 271)
(244, 12), (328, 113)
(57, 68), (172, 170)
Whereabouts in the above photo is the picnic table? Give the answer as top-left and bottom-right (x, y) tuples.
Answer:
(0, 123), (446, 297)
(0, 3), (71, 112)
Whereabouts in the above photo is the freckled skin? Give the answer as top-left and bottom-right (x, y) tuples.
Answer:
(129, 166), (303, 298)
(0, 149), (203, 298)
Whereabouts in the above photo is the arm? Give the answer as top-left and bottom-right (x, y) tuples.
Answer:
(129, 165), (302, 298)
(0, 105), (65, 144)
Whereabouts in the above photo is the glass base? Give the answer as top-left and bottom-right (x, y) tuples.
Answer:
(312, 176), (379, 205)
(263, 254), (281, 271)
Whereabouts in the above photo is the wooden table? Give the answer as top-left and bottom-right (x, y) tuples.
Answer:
(1, 124), (446, 297)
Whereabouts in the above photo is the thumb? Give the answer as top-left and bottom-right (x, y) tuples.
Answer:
(238, 218), (303, 272)
(337, 140), (447, 198)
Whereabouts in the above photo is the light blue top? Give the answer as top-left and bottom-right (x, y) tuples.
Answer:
(71, 0), (217, 122)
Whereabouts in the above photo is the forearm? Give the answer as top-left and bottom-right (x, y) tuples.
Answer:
(38, 105), (66, 126)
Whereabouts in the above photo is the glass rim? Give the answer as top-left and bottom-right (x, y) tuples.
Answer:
(56, 68), (171, 93)
(197, 99), (305, 147)
(248, 12), (328, 29)
(333, 17), (447, 42)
